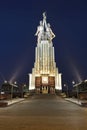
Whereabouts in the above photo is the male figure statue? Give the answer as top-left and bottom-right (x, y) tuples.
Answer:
(35, 20), (44, 43)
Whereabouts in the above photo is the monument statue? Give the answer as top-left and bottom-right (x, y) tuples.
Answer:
(29, 12), (62, 93)
(35, 20), (44, 43)
(35, 12), (55, 43)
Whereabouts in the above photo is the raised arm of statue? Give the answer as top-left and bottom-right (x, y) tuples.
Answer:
(43, 12), (46, 20)
(42, 12), (48, 29)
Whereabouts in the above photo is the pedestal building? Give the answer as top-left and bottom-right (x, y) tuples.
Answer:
(29, 13), (62, 94)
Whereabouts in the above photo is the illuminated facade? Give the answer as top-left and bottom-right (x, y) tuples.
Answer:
(29, 13), (62, 94)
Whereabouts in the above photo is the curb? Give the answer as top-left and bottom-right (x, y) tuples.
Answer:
(0, 98), (25, 107)
(65, 98), (87, 106)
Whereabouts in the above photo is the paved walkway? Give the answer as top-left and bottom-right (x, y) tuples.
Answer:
(1, 96), (87, 107)
(0, 94), (87, 130)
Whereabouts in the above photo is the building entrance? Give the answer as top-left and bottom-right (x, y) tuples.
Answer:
(41, 86), (55, 94)
(42, 86), (48, 94)
(35, 76), (55, 94)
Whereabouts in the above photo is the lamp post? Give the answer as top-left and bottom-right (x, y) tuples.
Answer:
(11, 83), (13, 101)
(72, 81), (75, 85)
(64, 84), (68, 97)
(72, 81), (79, 102)
(11, 81), (17, 101)
(21, 84), (26, 98)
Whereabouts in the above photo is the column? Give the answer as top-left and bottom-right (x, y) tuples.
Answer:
(58, 73), (62, 90)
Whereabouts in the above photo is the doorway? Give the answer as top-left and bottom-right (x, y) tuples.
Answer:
(42, 86), (48, 94)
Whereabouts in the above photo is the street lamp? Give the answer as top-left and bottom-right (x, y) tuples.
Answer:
(4, 80), (7, 83)
(64, 84), (68, 97)
(11, 83), (13, 101)
(21, 84), (26, 98)
(72, 81), (75, 85)
(11, 81), (17, 101)
(14, 81), (17, 85)
(72, 81), (79, 102)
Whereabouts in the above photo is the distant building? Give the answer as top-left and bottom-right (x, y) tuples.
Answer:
(28, 13), (62, 94)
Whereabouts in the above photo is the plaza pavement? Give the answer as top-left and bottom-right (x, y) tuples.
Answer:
(0, 95), (87, 107)
(7, 96), (87, 107)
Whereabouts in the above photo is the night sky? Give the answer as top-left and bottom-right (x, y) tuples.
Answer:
(0, 0), (87, 89)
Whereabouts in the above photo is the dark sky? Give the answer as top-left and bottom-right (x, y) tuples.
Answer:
(0, 0), (87, 88)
